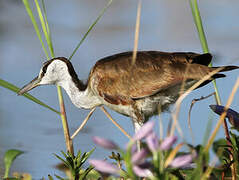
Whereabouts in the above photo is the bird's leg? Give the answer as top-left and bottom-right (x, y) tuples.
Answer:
(132, 105), (144, 151)
(132, 118), (143, 151)
(131, 103), (144, 151)
(133, 119), (144, 133)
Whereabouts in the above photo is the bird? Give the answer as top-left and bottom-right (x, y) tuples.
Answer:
(18, 51), (238, 132)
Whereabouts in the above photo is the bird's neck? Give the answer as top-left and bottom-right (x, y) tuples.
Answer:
(57, 76), (101, 109)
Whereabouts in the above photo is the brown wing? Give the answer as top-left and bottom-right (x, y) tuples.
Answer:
(89, 51), (213, 105)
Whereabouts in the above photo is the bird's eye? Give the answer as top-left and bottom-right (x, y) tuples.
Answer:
(42, 62), (49, 73)
(41, 60), (53, 76)
(42, 66), (47, 73)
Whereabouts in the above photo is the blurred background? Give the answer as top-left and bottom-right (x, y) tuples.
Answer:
(0, 0), (239, 178)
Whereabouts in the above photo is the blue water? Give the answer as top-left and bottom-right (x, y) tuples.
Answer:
(0, 0), (239, 178)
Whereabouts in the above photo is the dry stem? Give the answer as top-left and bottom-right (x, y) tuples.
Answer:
(100, 106), (132, 139)
(71, 107), (96, 139)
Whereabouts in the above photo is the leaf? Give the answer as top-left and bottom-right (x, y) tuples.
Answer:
(212, 139), (227, 153)
(62, 151), (75, 168)
(54, 174), (66, 180)
(54, 153), (70, 168)
(230, 132), (239, 151)
(60, 151), (68, 159)
(80, 148), (95, 165)
(76, 150), (82, 160)
(79, 166), (95, 180)
(0, 78), (60, 115)
(213, 138), (231, 163)
(4, 149), (24, 178)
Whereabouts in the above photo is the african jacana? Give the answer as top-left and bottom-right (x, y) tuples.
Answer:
(18, 51), (238, 132)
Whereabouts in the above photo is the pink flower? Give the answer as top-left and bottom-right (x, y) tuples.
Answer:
(131, 144), (137, 153)
(89, 159), (119, 174)
(131, 148), (148, 165)
(133, 121), (155, 140)
(159, 136), (177, 150)
(93, 136), (118, 150)
(169, 154), (194, 168)
(146, 132), (159, 153)
(133, 165), (153, 177)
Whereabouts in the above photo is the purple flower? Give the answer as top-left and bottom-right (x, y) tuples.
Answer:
(169, 154), (194, 168)
(160, 136), (177, 150)
(210, 105), (239, 129)
(138, 162), (152, 169)
(131, 144), (137, 153)
(132, 148), (148, 165)
(133, 165), (152, 177)
(146, 132), (159, 153)
(89, 159), (119, 174)
(93, 136), (118, 150)
(133, 121), (155, 140)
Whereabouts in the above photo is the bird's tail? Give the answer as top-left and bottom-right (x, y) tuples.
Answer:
(210, 65), (239, 79)
(196, 65), (238, 89)
(212, 65), (239, 72)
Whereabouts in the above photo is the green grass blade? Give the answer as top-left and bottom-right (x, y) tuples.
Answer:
(0, 78), (60, 115)
(189, 0), (221, 105)
(4, 149), (24, 178)
(69, 0), (113, 60)
(41, 0), (50, 34)
(189, 0), (209, 53)
(22, 0), (49, 59)
(41, 0), (54, 57)
(35, 0), (54, 58)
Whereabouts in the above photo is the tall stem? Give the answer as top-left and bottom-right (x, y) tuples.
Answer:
(22, 0), (74, 155)
(189, 0), (222, 102)
(190, 0), (235, 178)
(57, 86), (74, 154)
(189, 0), (231, 143)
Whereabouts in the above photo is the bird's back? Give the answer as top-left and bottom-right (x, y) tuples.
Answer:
(88, 51), (215, 106)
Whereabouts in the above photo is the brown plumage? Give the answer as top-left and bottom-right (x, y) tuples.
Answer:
(71, 51), (237, 125)
(18, 51), (238, 130)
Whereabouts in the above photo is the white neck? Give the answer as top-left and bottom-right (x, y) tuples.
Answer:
(39, 59), (101, 109)
(57, 75), (101, 110)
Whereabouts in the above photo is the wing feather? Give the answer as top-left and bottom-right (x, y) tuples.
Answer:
(89, 51), (212, 104)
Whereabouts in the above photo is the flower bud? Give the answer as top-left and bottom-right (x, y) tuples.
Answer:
(160, 136), (177, 150)
(133, 121), (154, 140)
(146, 132), (159, 153)
(169, 154), (194, 168)
(132, 148), (148, 165)
(89, 159), (119, 174)
(210, 105), (239, 129)
(133, 165), (153, 177)
(93, 136), (118, 150)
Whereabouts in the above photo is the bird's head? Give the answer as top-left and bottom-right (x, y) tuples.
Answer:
(18, 57), (74, 95)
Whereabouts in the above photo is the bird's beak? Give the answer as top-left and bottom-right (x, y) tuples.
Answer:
(18, 76), (41, 95)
